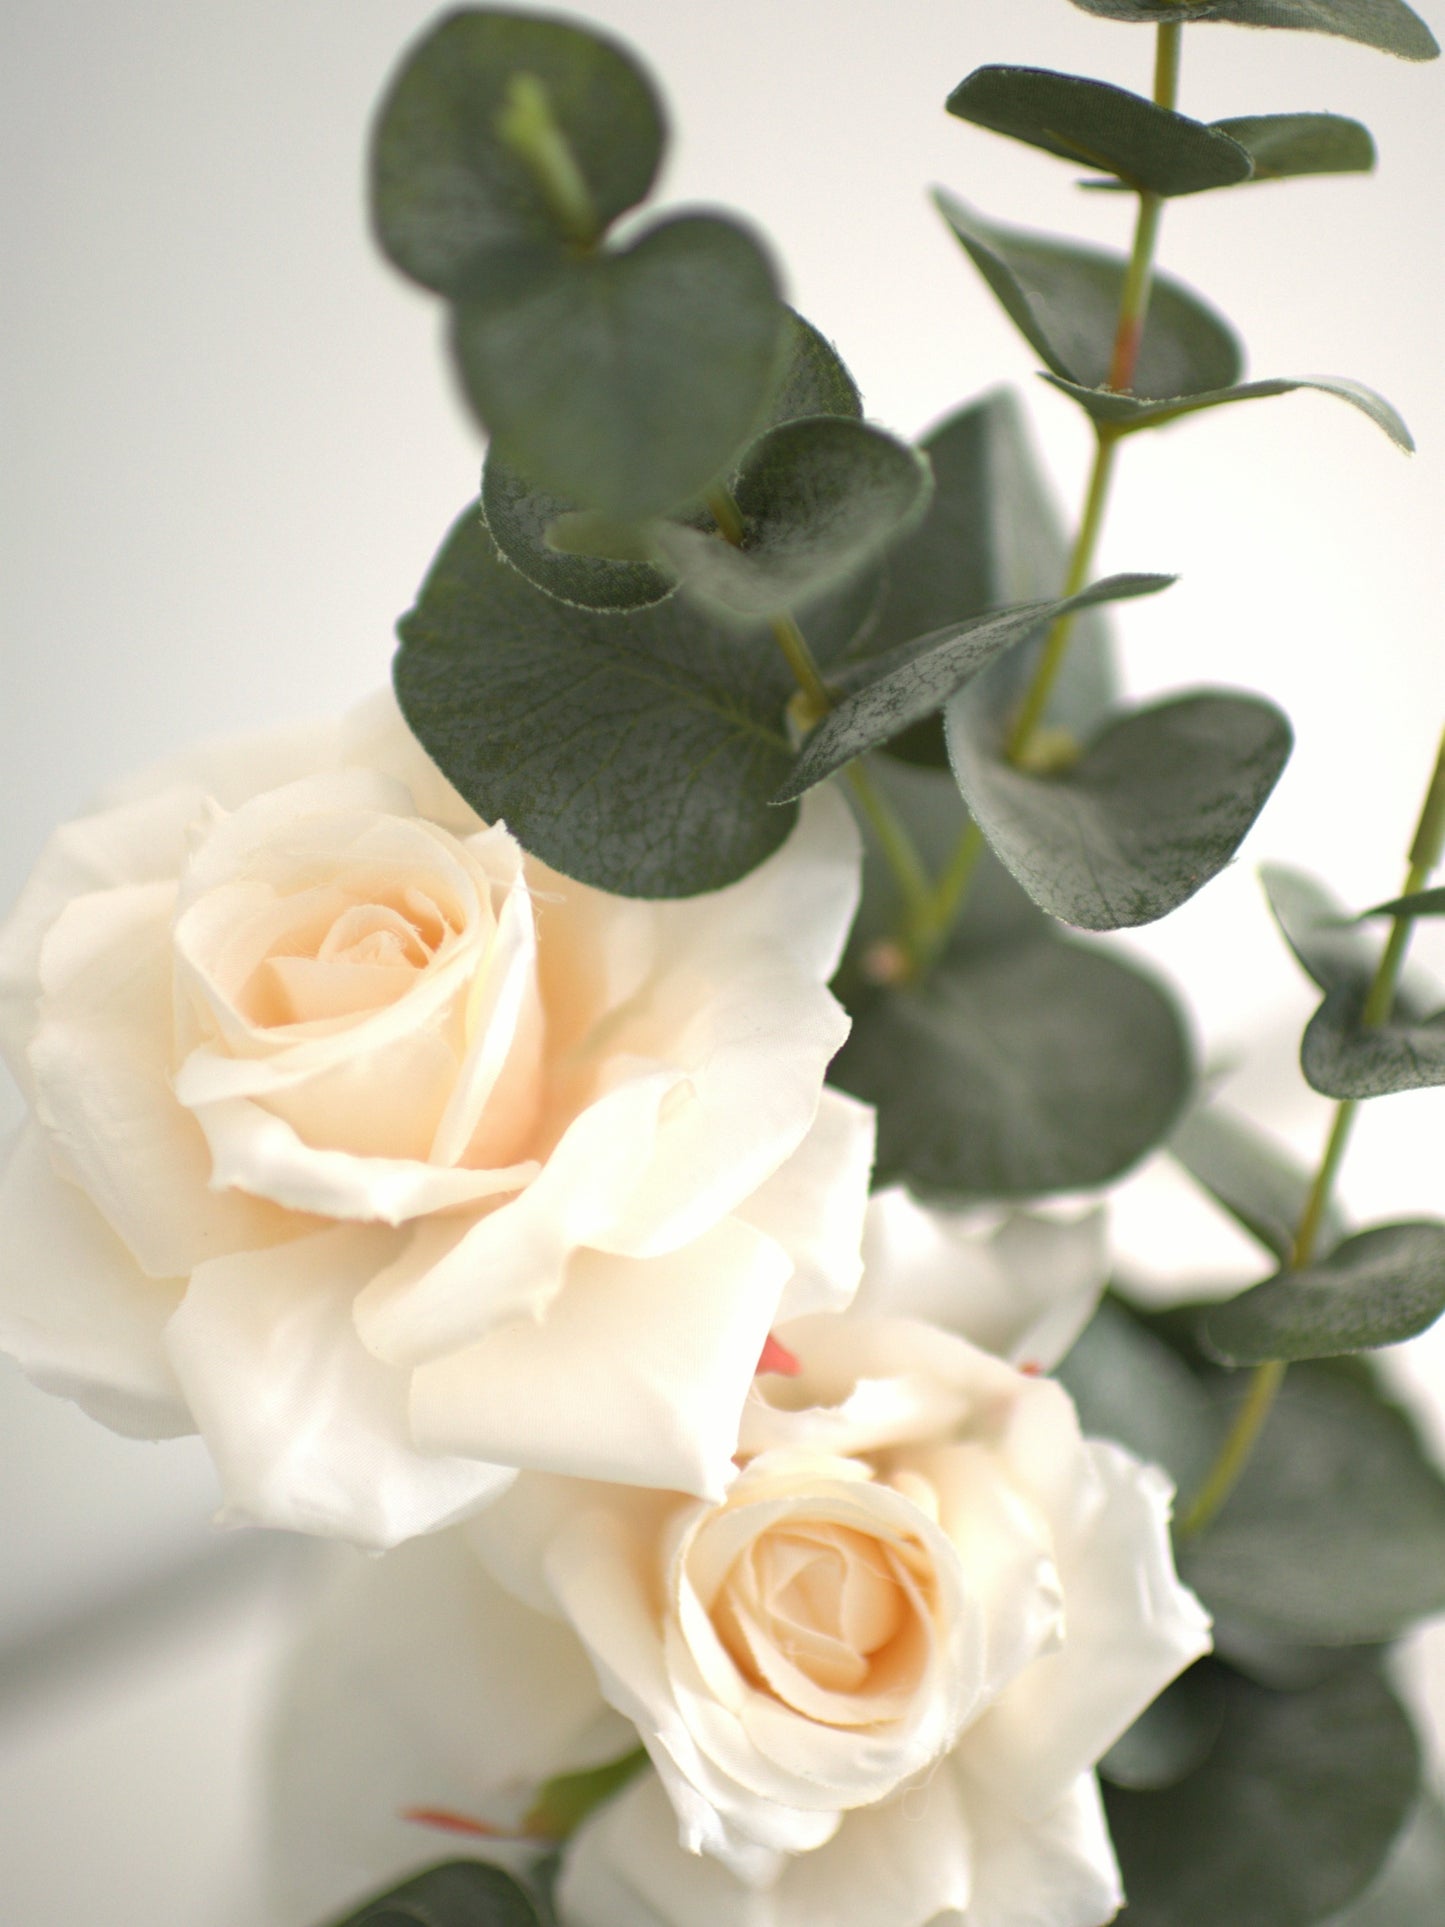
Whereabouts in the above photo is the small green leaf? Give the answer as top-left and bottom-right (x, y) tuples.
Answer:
(326, 1859), (545, 1927)
(1214, 112), (1376, 181)
(1260, 863), (1374, 994)
(949, 687), (1292, 932)
(1063, 0), (1439, 62)
(948, 66), (1253, 195)
(1169, 1101), (1346, 1262)
(1100, 1662), (1228, 1791)
(935, 193), (1242, 399)
(1329, 1794), (1445, 1925)
(1043, 372), (1413, 451)
(1359, 885), (1445, 920)
(858, 391), (1119, 768)
(834, 934), (1193, 1198)
(1302, 984), (1445, 1097)
(1059, 1297), (1218, 1497)
(395, 503), (798, 896)
(525, 1746), (648, 1840)
(452, 212), (787, 522)
(1105, 1660), (1421, 1927)
(1182, 1361), (1445, 1643)
(1202, 1221), (1445, 1364)
(656, 419), (933, 624)
(775, 575), (1169, 801)
(371, 11), (666, 293)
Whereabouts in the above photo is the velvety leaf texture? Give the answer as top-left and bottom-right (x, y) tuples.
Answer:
(1106, 1660), (1420, 1927)
(935, 193), (1242, 399)
(371, 10), (666, 293)
(327, 1858), (545, 1926)
(1215, 112), (1376, 180)
(835, 935), (1193, 1197)
(1182, 1362), (1445, 1643)
(948, 686), (1292, 932)
(1064, 0), (1439, 61)
(948, 66), (1253, 195)
(1169, 1101), (1347, 1262)
(1043, 373), (1412, 450)
(451, 212), (788, 522)
(395, 503), (800, 897)
(1202, 1221), (1445, 1363)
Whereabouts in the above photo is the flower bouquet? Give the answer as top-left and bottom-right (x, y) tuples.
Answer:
(2, 2), (1444, 1923)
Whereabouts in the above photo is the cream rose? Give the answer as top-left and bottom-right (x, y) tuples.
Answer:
(0, 693), (873, 1545)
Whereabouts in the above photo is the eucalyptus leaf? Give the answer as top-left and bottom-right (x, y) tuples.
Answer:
(326, 1859), (545, 1927)
(1327, 1794), (1445, 1925)
(935, 193), (1242, 399)
(1182, 1361), (1445, 1643)
(949, 687), (1292, 932)
(834, 933), (1193, 1198)
(1100, 1661), (1228, 1791)
(1169, 1101), (1346, 1262)
(1202, 1220), (1445, 1363)
(526, 1746), (648, 1839)
(948, 66), (1252, 195)
(1214, 112), (1376, 180)
(1359, 884), (1445, 919)
(859, 391), (1119, 767)
(1302, 983), (1445, 1097)
(1260, 863), (1374, 993)
(371, 10), (666, 293)
(776, 574), (1171, 801)
(1059, 1296), (1218, 1496)
(1105, 1660), (1421, 1927)
(395, 502), (799, 897)
(451, 211), (787, 522)
(479, 308), (862, 613)
(656, 419), (933, 624)
(1043, 372), (1412, 450)
(1063, 0), (1439, 61)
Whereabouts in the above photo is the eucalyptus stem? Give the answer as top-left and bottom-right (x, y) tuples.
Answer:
(908, 23), (1182, 964)
(494, 72), (600, 247)
(1181, 725), (1445, 1540)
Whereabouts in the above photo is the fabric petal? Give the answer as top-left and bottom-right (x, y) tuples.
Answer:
(0, 1127), (190, 1438)
(165, 1225), (509, 1546)
(736, 1088), (875, 1324)
(960, 1441), (1211, 1818)
(410, 1217), (793, 1499)
(951, 1766), (1123, 1927)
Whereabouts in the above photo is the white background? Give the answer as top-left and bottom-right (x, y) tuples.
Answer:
(1, 1), (1442, 1919)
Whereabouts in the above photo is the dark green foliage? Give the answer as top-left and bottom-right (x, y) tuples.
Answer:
(1329, 1795), (1445, 1925)
(1044, 372), (1412, 449)
(777, 574), (1170, 800)
(326, 1859), (545, 1927)
(1106, 1660), (1421, 1926)
(948, 66), (1253, 194)
(1064, 0), (1439, 61)
(1360, 885), (1445, 919)
(1169, 1101), (1347, 1261)
(1202, 1221), (1445, 1363)
(1215, 112), (1376, 180)
(1059, 1297), (1219, 1497)
(948, 682), (1292, 932)
(935, 194), (1241, 399)
(1100, 1662), (1229, 1790)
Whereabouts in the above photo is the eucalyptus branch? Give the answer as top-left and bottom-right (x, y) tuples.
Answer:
(1181, 725), (1445, 1539)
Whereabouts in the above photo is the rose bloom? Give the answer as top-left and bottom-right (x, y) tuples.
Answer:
(267, 1190), (1209, 1927)
(0, 694), (872, 1545)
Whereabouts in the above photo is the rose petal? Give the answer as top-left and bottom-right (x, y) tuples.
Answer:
(101, 714), (346, 813)
(165, 1225), (509, 1546)
(267, 1529), (631, 1927)
(959, 1440), (1211, 1817)
(410, 1217), (793, 1499)
(0, 1128), (190, 1438)
(736, 1089), (875, 1324)
(951, 1766), (1123, 1927)
(856, 1189), (1107, 1371)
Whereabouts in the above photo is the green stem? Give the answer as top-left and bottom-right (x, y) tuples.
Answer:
(494, 73), (600, 247)
(847, 761), (936, 942)
(1181, 725), (1445, 1540)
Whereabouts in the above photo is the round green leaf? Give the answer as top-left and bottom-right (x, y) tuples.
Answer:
(1043, 372), (1413, 450)
(1215, 112), (1376, 181)
(451, 211), (788, 522)
(1329, 1794), (1445, 1925)
(1169, 1101), (1347, 1262)
(1260, 863), (1374, 994)
(371, 10), (666, 293)
(1203, 1220), (1445, 1364)
(948, 686), (1292, 932)
(948, 66), (1252, 195)
(1063, 0), (1439, 62)
(775, 574), (1171, 801)
(1182, 1362), (1445, 1643)
(1059, 1297), (1219, 1498)
(1105, 1660), (1421, 1927)
(394, 503), (798, 897)
(1100, 1662), (1228, 1791)
(834, 934), (1193, 1198)
(935, 192), (1242, 400)
(1302, 983), (1445, 1098)
(656, 418), (933, 624)
(327, 1858), (545, 1926)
